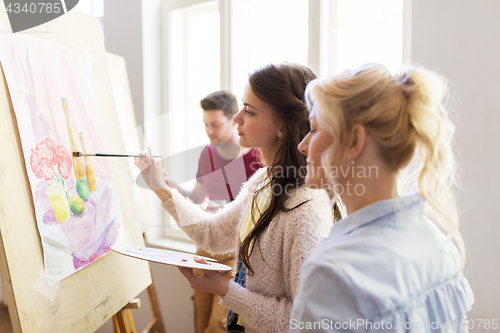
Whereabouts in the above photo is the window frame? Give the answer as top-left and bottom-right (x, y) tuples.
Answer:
(161, 0), (221, 242)
(159, 0), (411, 242)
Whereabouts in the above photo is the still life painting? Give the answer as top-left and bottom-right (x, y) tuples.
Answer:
(0, 34), (124, 282)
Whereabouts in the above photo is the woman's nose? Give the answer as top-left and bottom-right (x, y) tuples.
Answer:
(298, 133), (310, 156)
(233, 110), (243, 125)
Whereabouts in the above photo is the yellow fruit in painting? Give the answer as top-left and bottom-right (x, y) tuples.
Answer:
(69, 195), (84, 215)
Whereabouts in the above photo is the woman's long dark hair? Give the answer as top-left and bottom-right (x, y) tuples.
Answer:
(239, 63), (317, 275)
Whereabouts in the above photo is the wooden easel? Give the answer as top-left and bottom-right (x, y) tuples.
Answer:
(113, 299), (141, 333)
(0, 8), (152, 333)
(111, 275), (166, 333)
(105, 50), (167, 333)
(0, 302), (12, 333)
(142, 273), (166, 333)
(110, 238), (166, 333)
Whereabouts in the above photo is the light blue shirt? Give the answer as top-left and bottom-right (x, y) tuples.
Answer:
(290, 193), (474, 332)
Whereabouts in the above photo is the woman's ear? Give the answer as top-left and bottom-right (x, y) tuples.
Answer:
(348, 124), (366, 160)
(278, 128), (284, 138)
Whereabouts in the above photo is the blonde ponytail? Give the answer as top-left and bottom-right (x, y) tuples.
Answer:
(397, 67), (465, 262)
(310, 63), (465, 262)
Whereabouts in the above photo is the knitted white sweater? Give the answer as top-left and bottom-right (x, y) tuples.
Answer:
(161, 168), (332, 333)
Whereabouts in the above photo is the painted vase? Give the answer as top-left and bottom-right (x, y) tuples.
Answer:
(47, 182), (70, 222)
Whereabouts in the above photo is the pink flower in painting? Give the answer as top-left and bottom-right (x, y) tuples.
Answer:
(30, 148), (42, 178)
(54, 143), (67, 160)
(58, 153), (72, 179)
(39, 158), (55, 180)
(30, 137), (72, 180)
(37, 138), (57, 163)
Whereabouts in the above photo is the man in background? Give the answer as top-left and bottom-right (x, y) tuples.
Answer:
(167, 91), (260, 333)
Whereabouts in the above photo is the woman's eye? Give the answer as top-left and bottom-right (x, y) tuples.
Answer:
(245, 109), (252, 116)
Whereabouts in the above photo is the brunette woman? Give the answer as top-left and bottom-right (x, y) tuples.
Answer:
(137, 63), (335, 333)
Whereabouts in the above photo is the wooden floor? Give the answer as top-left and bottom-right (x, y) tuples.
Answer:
(0, 303), (13, 333)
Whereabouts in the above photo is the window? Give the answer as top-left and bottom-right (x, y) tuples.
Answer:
(166, 1), (220, 158)
(312, 0), (405, 76)
(160, 0), (405, 241)
(163, 0), (221, 241)
(335, 0), (404, 73)
(74, 0), (104, 17)
(229, 0), (309, 101)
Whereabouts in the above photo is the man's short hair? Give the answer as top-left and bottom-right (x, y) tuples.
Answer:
(200, 91), (238, 120)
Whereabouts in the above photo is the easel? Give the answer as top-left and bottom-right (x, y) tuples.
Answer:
(141, 273), (166, 333)
(112, 276), (166, 333)
(109, 240), (166, 333)
(0, 8), (152, 333)
(0, 302), (12, 333)
(105, 51), (166, 333)
(113, 299), (141, 333)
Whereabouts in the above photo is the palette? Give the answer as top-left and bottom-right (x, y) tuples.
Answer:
(111, 245), (233, 271)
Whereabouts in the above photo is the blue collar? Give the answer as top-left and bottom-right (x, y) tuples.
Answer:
(332, 193), (425, 236)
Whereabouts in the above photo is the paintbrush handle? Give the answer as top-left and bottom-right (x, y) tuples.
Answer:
(78, 133), (96, 192)
(62, 99), (85, 178)
(74, 152), (162, 158)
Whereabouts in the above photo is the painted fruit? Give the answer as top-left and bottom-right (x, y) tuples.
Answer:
(76, 177), (90, 200)
(69, 195), (84, 215)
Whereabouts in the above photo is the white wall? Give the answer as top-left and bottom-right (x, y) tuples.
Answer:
(411, 0), (500, 318)
(103, 0), (144, 127)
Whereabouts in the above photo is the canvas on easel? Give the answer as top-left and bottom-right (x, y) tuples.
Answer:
(0, 33), (127, 283)
(0, 7), (151, 333)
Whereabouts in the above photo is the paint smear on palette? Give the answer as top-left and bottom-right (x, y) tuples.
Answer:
(0, 34), (125, 282)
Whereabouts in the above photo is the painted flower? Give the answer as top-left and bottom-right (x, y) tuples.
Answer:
(39, 158), (55, 180)
(30, 137), (72, 180)
(37, 138), (57, 163)
(54, 143), (67, 160)
(58, 153), (72, 179)
(30, 148), (42, 178)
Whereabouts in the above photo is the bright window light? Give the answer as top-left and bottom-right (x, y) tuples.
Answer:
(74, 0), (104, 17)
(336, 0), (404, 73)
(167, 1), (220, 156)
(230, 0), (309, 101)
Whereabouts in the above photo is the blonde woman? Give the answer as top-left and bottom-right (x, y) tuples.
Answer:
(291, 64), (474, 332)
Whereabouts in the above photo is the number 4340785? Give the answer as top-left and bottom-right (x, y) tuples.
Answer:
(447, 318), (499, 330)
(6, 3), (62, 14)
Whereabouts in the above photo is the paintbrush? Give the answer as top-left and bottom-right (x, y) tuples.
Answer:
(73, 152), (163, 158)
